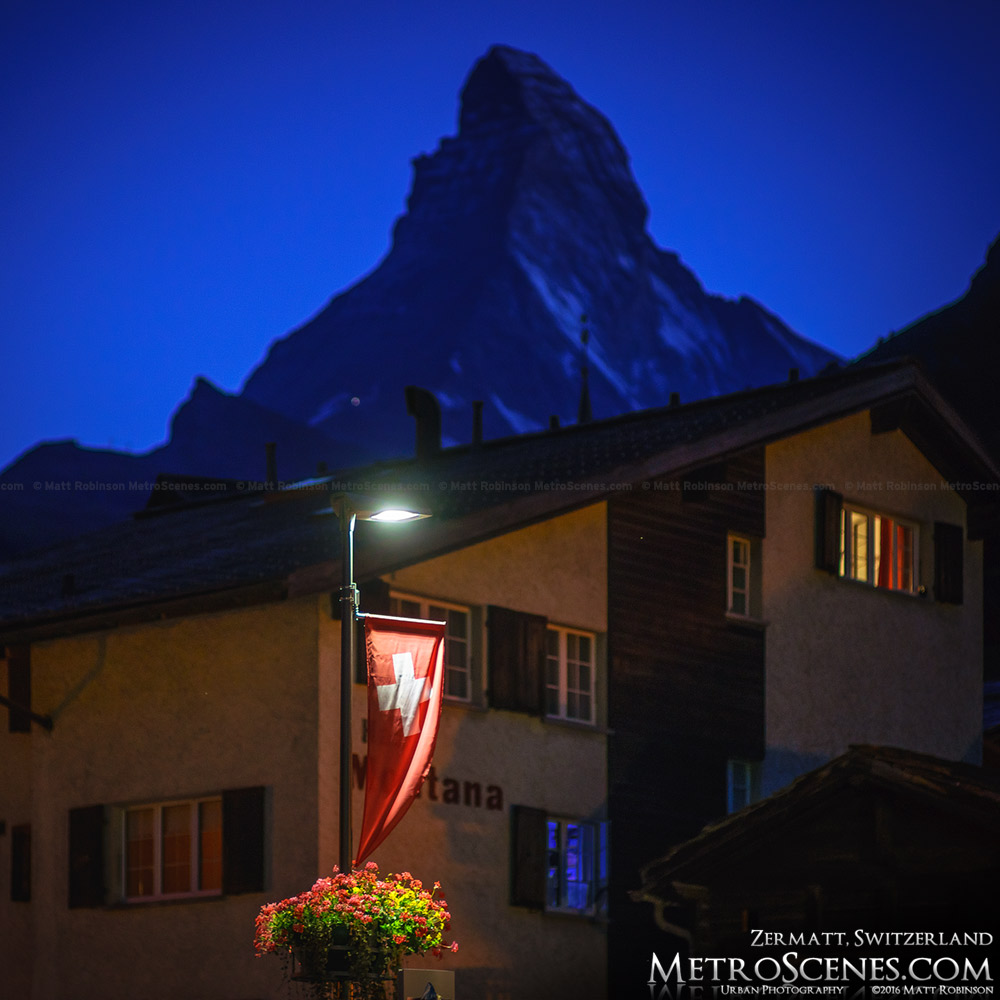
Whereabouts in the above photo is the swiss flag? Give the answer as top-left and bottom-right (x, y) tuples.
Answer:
(355, 613), (446, 865)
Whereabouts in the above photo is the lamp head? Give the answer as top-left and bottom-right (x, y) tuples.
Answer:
(368, 507), (426, 522)
(331, 491), (432, 523)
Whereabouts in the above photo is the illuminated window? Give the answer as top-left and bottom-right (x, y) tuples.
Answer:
(546, 819), (602, 914)
(511, 806), (608, 916)
(839, 505), (917, 593)
(545, 626), (595, 724)
(390, 594), (471, 701)
(124, 798), (222, 901)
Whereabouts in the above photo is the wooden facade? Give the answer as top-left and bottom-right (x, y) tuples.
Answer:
(606, 447), (767, 979)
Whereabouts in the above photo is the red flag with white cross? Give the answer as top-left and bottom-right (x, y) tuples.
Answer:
(355, 613), (446, 865)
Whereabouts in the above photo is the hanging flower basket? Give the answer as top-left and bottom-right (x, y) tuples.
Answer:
(255, 863), (457, 999)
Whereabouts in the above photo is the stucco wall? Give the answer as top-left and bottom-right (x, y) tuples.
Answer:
(3, 503), (608, 1000)
(318, 501), (609, 1000)
(763, 412), (984, 794)
(5, 598), (321, 1000)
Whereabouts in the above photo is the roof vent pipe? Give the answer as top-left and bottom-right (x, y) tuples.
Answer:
(789, 368), (800, 382)
(669, 392), (681, 407)
(472, 400), (484, 447)
(405, 386), (442, 461)
(265, 442), (278, 488)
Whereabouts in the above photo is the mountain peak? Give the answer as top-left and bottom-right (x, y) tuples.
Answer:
(1, 47), (843, 558)
(459, 45), (583, 133)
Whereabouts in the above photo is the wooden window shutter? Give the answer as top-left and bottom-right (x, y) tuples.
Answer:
(814, 488), (843, 574)
(222, 786), (267, 894)
(68, 805), (105, 908)
(358, 578), (392, 616)
(487, 605), (547, 714)
(934, 522), (964, 605)
(7, 644), (31, 733)
(11, 824), (30, 902)
(510, 805), (548, 909)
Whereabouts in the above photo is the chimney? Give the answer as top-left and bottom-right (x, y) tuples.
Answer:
(669, 392), (681, 408)
(265, 442), (278, 488)
(472, 400), (484, 447)
(549, 415), (561, 430)
(788, 368), (800, 383)
(405, 386), (442, 461)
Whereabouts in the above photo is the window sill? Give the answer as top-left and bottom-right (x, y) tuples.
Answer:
(543, 715), (610, 737)
(833, 575), (927, 602)
(725, 613), (767, 632)
(542, 905), (609, 928)
(442, 698), (488, 714)
(110, 891), (224, 909)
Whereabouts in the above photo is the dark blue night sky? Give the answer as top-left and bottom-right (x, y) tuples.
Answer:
(2, 0), (998, 470)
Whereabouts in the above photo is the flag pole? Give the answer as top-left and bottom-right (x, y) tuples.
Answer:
(332, 491), (431, 874)
(337, 498), (357, 875)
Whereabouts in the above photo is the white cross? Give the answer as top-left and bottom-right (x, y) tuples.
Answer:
(375, 651), (429, 737)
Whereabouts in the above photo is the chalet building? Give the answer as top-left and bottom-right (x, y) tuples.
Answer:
(634, 745), (1000, 952)
(0, 361), (995, 1000)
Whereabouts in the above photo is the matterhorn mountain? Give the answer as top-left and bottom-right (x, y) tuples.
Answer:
(0, 45), (837, 558)
(241, 45), (836, 454)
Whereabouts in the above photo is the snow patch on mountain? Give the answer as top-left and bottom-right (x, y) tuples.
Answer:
(514, 251), (584, 340)
(652, 275), (728, 365)
(490, 393), (539, 436)
(308, 393), (351, 426)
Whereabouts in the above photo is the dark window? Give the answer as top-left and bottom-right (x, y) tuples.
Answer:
(488, 606), (547, 714)
(11, 823), (30, 902)
(7, 645), (31, 734)
(934, 522), (964, 605)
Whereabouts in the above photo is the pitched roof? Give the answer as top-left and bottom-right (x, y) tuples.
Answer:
(1, 360), (995, 642)
(635, 744), (1000, 909)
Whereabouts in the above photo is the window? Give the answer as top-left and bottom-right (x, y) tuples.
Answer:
(390, 594), (471, 701)
(547, 819), (599, 912)
(839, 505), (917, 593)
(123, 797), (222, 901)
(726, 759), (759, 813)
(727, 534), (751, 617)
(69, 786), (265, 909)
(545, 626), (595, 724)
(510, 805), (607, 916)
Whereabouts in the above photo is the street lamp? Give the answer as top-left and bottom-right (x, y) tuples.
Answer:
(332, 493), (429, 873)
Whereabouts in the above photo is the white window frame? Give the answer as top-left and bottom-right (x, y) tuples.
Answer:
(546, 817), (604, 915)
(389, 593), (472, 703)
(122, 796), (222, 902)
(727, 533), (752, 617)
(545, 625), (596, 725)
(839, 504), (919, 594)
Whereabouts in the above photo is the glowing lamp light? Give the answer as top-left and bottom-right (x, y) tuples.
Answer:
(368, 507), (426, 523)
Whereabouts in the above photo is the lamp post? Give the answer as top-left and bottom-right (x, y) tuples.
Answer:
(332, 493), (428, 874)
